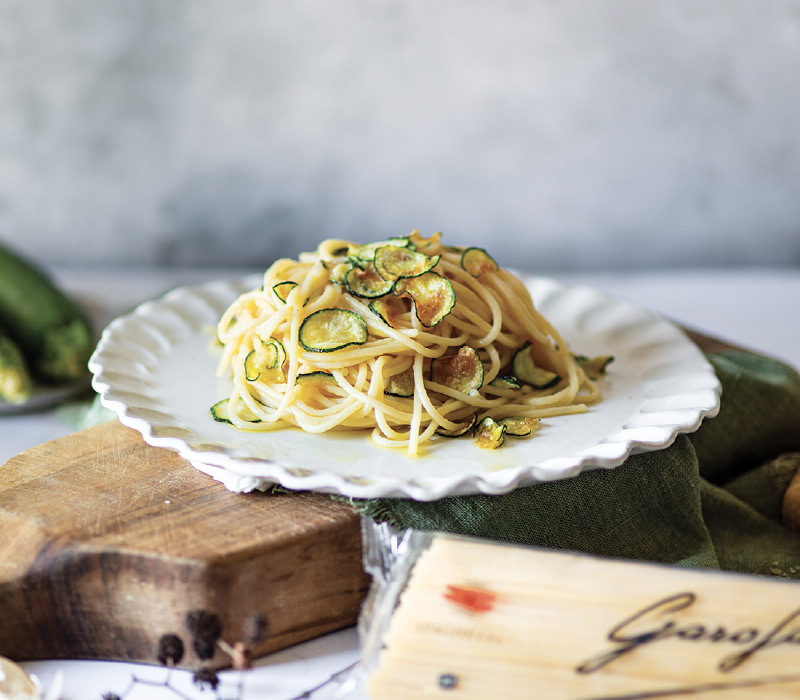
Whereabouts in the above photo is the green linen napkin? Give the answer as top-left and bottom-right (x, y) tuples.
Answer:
(350, 352), (800, 578)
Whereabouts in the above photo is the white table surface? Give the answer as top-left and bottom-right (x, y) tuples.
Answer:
(3, 265), (800, 700)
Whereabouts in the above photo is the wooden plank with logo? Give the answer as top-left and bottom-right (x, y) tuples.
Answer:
(367, 535), (800, 699)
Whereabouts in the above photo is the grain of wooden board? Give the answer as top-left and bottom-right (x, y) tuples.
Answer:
(0, 420), (371, 669)
(368, 535), (800, 699)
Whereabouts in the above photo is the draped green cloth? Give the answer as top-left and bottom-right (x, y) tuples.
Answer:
(350, 352), (800, 578)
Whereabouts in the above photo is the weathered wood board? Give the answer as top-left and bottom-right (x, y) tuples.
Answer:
(368, 535), (800, 699)
(0, 420), (370, 669)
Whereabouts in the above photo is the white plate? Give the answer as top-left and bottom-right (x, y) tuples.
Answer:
(89, 275), (721, 501)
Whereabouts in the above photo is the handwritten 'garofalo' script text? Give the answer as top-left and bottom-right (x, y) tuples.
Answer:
(577, 592), (800, 674)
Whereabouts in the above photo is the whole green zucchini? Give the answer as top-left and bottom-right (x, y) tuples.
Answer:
(0, 243), (93, 383)
(0, 322), (33, 404)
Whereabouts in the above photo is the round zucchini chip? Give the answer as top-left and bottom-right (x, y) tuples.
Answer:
(296, 371), (337, 391)
(488, 375), (522, 391)
(512, 342), (560, 388)
(244, 349), (262, 382)
(408, 229), (442, 251)
(328, 262), (350, 285)
(374, 245), (439, 281)
(497, 416), (539, 437)
(210, 397), (262, 424)
(299, 308), (369, 352)
(574, 354), (614, 380)
(430, 346), (484, 394)
(435, 413), (477, 438)
(244, 337), (286, 381)
(474, 416), (506, 449)
(368, 298), (397, 328)
(347, 237), (414, 265)
(273, 281), (297, 304)
(345, 263), (395, 298)
(461, 247), (499, 277)
(384, 366), (415, 397)
(393, 271), (456, 327)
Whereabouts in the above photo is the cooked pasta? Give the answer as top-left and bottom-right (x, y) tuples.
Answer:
(212, 231), (610, 455)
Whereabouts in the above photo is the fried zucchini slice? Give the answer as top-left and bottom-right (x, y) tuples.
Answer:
(574, 354), (615, 380)
(299, 308), (369, 352)
(368, 298), (398, 327)
(347, 237), (414, 265)
(273, 281), (297, 304)
(435, 413), (478, 438)
(393, 272), (456, 327)
(296, 370), (337, 386)
(408, 229), (442, 251)
(512, 342), (560, 388)
(384, 367), (415, 397)
(430, 346), (484, 394)
(244, 350), (262, 381)
(489, 375), (521, 390)
(210, 397), (262, 424)
(461, 247), (499, 277)
(345, 263), (395, 298)
(244, 337), (286, 381)
(374, 245), (439, 281)
(474, 416), (506, 449)
(498, 416), (539, 437)
(329, 263), (350, 285)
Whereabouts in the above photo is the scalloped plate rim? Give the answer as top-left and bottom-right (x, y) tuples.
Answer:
(89, 274), (721, 501)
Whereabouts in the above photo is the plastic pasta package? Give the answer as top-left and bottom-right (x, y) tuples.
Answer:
(337, 520), (800, 700)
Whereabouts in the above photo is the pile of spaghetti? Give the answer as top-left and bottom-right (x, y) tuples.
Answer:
(212, 231), (611, 455)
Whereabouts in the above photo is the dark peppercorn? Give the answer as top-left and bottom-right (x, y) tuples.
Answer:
(156, 633), (185, 666)
(185, 610), (222, 660)
(193, 667), (220, 691)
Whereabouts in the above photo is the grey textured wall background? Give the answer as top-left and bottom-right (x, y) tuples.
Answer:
(1, 0), (800, 271)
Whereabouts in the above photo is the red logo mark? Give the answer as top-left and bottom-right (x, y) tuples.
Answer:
(444, 584), (497, 613)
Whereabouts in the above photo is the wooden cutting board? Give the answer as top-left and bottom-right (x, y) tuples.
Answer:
(0, 420), (370, 669)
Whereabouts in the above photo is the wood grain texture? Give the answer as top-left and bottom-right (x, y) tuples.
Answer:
(0, 420), (370, 668)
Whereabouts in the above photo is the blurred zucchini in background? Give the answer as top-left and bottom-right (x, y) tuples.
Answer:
(0, 242), (93, 391)
(0, 323), (33, 404)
